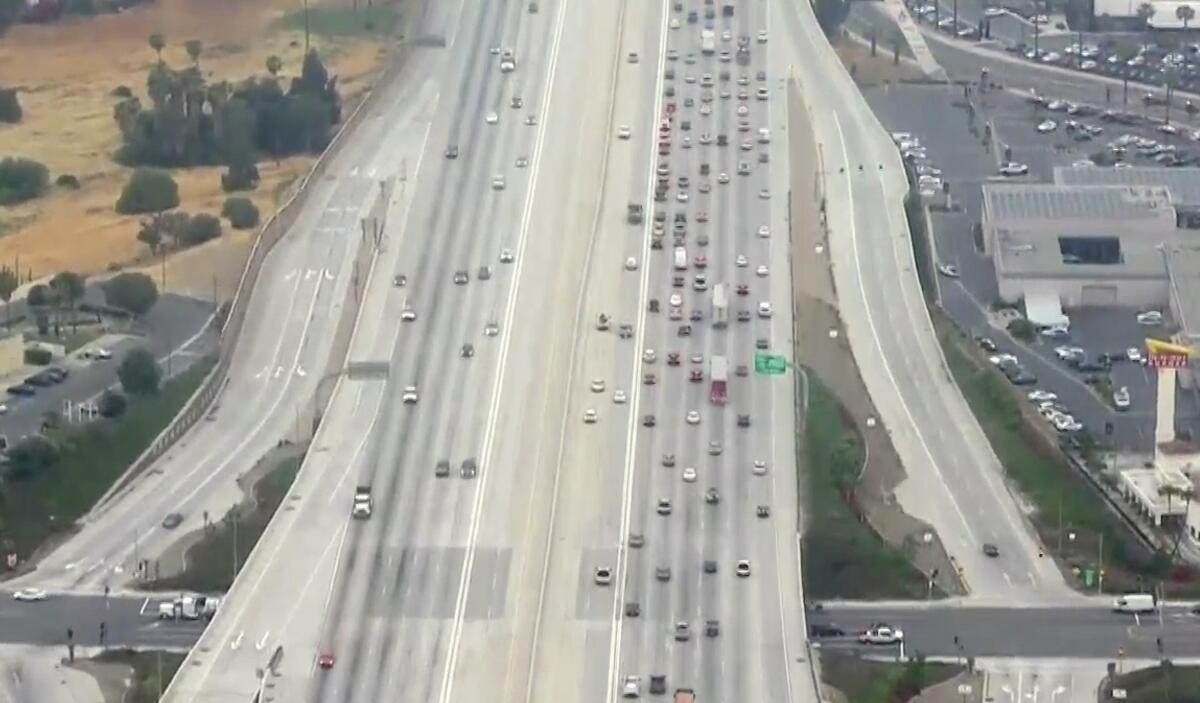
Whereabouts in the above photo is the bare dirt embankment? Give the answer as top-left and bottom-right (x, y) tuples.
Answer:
(0, 0), (389, 294)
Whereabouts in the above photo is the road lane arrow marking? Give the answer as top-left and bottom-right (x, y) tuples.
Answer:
(256, 631), (270, 650)
(274, 366), (283, 379)
(231, 632), (244, 651)
(296, 366), (307, 377)
(284, 269), (297, 281)
(324, 269), (334, 280)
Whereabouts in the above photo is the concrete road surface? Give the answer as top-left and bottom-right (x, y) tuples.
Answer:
(780, 0), (1073, 603)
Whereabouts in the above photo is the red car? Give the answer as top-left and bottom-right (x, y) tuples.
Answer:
(644, 373), (657, 385)
(696, 212), (709, 222)
(736, 284), (749, 296)
(665, 102), (677, 114)
(694, 256), (707, 269)
(317, 651), (335, 670)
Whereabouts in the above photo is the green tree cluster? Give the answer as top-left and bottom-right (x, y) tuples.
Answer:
(116, 168), (179, 214)
(114, 43), (340, 172)
(118, 347), (161, 395)
(6, 436), (58, 481)
(103, 272), (159, 317)
(0, 87), (21, 123)
(221, 197), (260, 229)
(0, 157), (49, 205)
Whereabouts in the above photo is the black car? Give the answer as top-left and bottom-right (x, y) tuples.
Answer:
(809, 623), (846, 638)
(6, 384), (35, 397)
(643, 414), (657, 427)
(982, 543), (1000, 557)
(737, 414), (751, 427)
(24, 373), (56, 388)
(445, 144), (459, 159)
(677, 325), (691, 337)
(649, 675), (667, 695)
(756, 505), (770, 518)
(461, 344), (475, 358)
(625, 601), (640, 617)
(756, 338), (769, 350)
(436, 460), (451, 478)
(453, 270), (469, 285)
(703, 559), (717, 573)
(461, 458), (478, 478)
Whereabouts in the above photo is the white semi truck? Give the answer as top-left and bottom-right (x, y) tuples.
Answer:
(701, 29), (716, 55)
(712, 283), (728, 329)
(157, 594), (220, 621)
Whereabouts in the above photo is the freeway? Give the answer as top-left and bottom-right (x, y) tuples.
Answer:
(780, 0), (1072, 602)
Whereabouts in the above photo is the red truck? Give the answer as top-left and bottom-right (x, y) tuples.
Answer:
(709, 355), (728, 405)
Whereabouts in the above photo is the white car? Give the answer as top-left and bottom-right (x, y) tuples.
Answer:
(999, 162), (1029, 176)
(984, 6), (1006, 16)
(595, 567), (613, 585)
(591, 378), (606, 393)
(670, 17), (680, 29)
(756, 264), (769, 277)
(757, 29), (768, 42)
(735, 559), (752, 577)
(989, 353), (1018, 366)
(401, 308), (417, 322)
(757, 301), (773, 318)
(752, 460), (767, 475)
(12, 588), (47, 602)
(82, 347), (113, 360)
(757, 225), (770, 238)
(623, 675), (641, 698)
(613, 390), (627, 404)
(1113, 386), (1131, 410)
(500, 248), (515, 263)
(757, 188), (771, 200)
(669, 293), (683, 307)
(492, 175), (506, 190)
(1137, 310), (1164, 325)
(682, 466), (697, 482)
(1036, 120), (1057, 133)
(486, 111), (499, 125)
(402, 386), (419, 404)
(736, 255), (748, 267)
(686, 410), (701, 425)
(1027, 390), (1057, 403)
(1127, 347), (1145, 364)
(625, 256), (639, 271)
(859, 625), (904, 644)
(584, 408), (598, 424)
(937, 263), (959, 277)
(676, 191), (689, 203)
(617, 125), (632, 139)
(643, 348), (656, 363)
(717, 172), (730, 184)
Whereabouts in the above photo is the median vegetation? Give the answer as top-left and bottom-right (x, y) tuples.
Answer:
(0, 357), (215, 563)
(800, 371), (932, 599)
(821, 653), (962, 703)
(1104, 663), (1200, 703)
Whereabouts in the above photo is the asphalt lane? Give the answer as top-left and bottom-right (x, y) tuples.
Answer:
(781, 0), (1074, 603)
(0, 593), (203, 651)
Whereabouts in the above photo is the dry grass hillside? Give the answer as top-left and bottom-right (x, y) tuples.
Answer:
(0, 0), (391, 290)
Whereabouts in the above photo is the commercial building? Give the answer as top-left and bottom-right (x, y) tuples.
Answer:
(982, 183), (1178, 325)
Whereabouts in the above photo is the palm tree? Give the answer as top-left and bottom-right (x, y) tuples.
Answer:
(185, 39), (203, 68)
(148, 32), (165, 64)
(0, 267), (16, 329)
(1178, 5), (1196, 70)
(1164, 67), (1181, 124)
(1137, 1), (1157, 28)
(266, 55), (283, 79)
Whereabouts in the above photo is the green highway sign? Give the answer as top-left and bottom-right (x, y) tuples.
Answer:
(754, 353), (788, 375)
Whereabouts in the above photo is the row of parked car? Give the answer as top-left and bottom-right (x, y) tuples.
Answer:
(5, 366), (70, 398)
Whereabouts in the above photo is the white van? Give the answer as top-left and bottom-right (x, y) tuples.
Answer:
(674, 246), (688, 270)
(1113, 593), (1156, 613)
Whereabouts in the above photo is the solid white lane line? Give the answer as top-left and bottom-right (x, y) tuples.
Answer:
(436, 1), (571, 701)
(604, 0), (669, 701)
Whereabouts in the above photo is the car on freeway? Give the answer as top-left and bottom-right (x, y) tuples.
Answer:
(757, 505), (770, 518)
(591, 378), (605, 392)
(718, 172), (730, 184)
(625, 256), (638, 271)
(1036, 119), (1057, 133)
(753, 460), (767, 475)
(445, 144), (459, 159)
(859, 625), (904, 644)
(583, 408), (598, 424)
(683, 466), (697, 482)
(983, 543), (1000, 557)
(999, 161), (1029, 176)
(161, 512), (184, 529)
(317, 651), (335, 670)
(461, 458), (478, 478)
(705, 619), (720, 637)
(756, 264), (769, 277)
(738, 414), (751, 427)
(485, 321), (499, 336)
(12, 588), (47, 602)
(1113, 386), (1132, 410)
(705, 487), (720, 503)
(736, 560), (752, 577)
(937, 263), (959, 277)
(435, 460), (450, 478)
(594, 567), (613, 585)
(649, 675), (667, 695)
(758, 224), (770, 237)
(1028, 390), (1057, 402)
(686, 410), (701, 425)
(525, 114), (538, 126)
(613, 390), (627, 404)
(622, 675), (641, 698)
(656, 566), (671, 582)
(618, 125), (631, 139)
(402, 386), (419, 404)
(486, 111), (499, 125)
(736, 254), (748, 267)
(453, 270), (469, 285)
(758, 301), (773, 318)
(643, 373), (656, 386)
(401, 307), (417, 322)
(674, 622), (691, 641)
(810, 623), (846, 637)
(629, 533), (645, 548)
(500, 248), (515, 263)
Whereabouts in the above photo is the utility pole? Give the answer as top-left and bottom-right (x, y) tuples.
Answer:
(1098, 532), (1105, 594)
(303, 0), (311, 53)
(231, 510), (240, 582)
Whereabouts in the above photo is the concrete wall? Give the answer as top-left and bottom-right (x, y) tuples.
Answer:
(0, 332), (23, 377)
(997, 274), (1168, 308)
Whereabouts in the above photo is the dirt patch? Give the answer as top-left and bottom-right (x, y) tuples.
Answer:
(70, 658), (133, 703)
(788, 78), (963, 596)
(0, 0), (390, 280)
(833, 34), (925, 88)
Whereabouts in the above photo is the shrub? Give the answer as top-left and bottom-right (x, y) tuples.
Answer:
(0, 88), (21, 124)
(221, 197), (260, 229)
(221, 161), (260, 192)
(115, 168), (179, 215)
(118, 347), (161, 395)
(103, 272), (159, 317)
(98, 390), (128, 418)
(0, 157), (50, 205)
(1007, 318), (1037, 342)
(55, 174), (81, 189)
(23, 348), (52, 365)
(182, 213), (222, 246)
(27, 284), (51, 307)
(6, 436), (59, 481)
(110, 86), (133, 99)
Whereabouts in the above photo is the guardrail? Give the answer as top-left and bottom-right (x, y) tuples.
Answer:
(90, 42), (414, 518)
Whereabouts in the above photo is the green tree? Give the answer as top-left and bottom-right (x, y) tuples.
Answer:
(148, 32), (166, 63)
(115, 168), (179, 215)
(0, 266), (17, 329)
(103, 272), (159, 317)
(118, 347), (162, 395)
(1137, 1), (1156, 27)
(49, 271), (86, 333)
(98, 390), (128, 418)
(0, 157), (50, 205)
(26, 283), (51, 308)
(185, 39), (203, 67)
(0, 87), (21, 123)
(222, 196), (260, 229)
(136, 218), (163, 255)
(266, 54), (283, 79)
(182, 213), (222, 246)
(1007, 318), (1037, 342)
(5, 436), (58, 481)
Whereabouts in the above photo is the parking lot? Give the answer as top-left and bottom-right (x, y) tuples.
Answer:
(0, 294), (217, 445)
(864, 81), (1194, 451)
